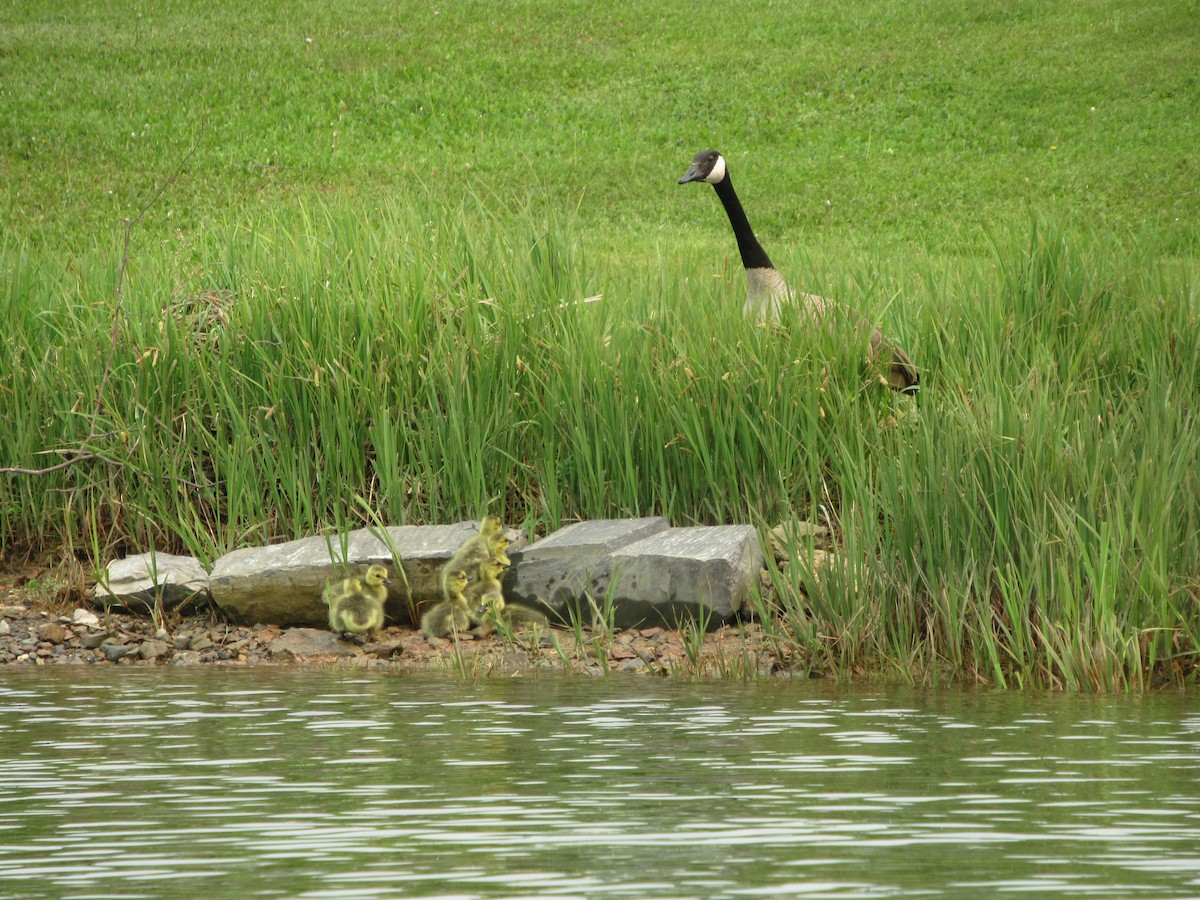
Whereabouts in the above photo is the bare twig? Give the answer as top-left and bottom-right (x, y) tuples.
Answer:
(1, 454), (99, 477)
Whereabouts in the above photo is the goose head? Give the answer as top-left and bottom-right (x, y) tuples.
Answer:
(445, 568), (470, 595)
(479, 558), (508, 581)
(678, 149), (727, 185)
(488, 532), (512, 566)
(364, 565), (391, 588)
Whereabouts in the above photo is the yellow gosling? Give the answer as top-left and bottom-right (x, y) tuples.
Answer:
(478, 593), (550, 635)
(441, 516), (509, 597)
(422, 569), (472, 639)
(323, 564), (390, 638)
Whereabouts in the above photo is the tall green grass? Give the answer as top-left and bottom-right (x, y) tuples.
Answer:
(3, 0), (1198, 688)
(773, 222), (1200, 690)
(2, 193), (1197, 688)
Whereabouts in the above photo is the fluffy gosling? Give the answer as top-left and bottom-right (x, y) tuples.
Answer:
(440, 515), (511, 599)
(422, 568), (473, 639)
(323, 564), (390, 638)
(478, 594), (550, 635)
(468, 559), (549, 635)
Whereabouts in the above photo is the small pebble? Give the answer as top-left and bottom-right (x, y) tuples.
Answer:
(72, 608), (100, 626)
(37, 623), (69, 644)
(102, 641), (138, 662)
(139, 640), (171, 661)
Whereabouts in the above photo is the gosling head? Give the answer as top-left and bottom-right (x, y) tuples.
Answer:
(364, 565), (391, 588)
(678, 149), (726, 186)
(480, 559), (508, 580)
(479, 515), (504, 536)
(446, 569), (470, 594)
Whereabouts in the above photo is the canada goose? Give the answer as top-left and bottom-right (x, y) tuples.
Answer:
(421, 568), (473, 639)
(440, 516), (511, 599)
(678, 149), (920, 393)
(323, 564), (390, 637)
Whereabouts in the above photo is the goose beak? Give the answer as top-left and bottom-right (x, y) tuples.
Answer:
(678, 163), (705, 184)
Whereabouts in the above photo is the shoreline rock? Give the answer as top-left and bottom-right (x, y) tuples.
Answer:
(101, 518), (786, 632)
(5, 516), (835, 676)
(0, 597), (789, 677)
(96, 552), (210, 615)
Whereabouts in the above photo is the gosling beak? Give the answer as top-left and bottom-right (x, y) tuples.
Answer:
(383, 577), (392, 586)
(678, 163), (705, 185)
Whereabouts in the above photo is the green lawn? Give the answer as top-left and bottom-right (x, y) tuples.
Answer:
(3, 0), (1196, 251)
(2, 0), (1198, 688)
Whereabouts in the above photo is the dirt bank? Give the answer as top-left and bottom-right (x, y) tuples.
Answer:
(0, 573), (791, 678)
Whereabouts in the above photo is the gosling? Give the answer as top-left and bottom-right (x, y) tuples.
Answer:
(323, 564), (390, 639)
(478, 594), (550, 635)
(422, 568), (473, 639)
(468, 559), (549, 635)
(440, 515), (511, 598)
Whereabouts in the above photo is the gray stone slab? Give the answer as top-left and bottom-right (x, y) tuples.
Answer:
(105, 519), (767, 634)
(208, 521), (523, 628)
(604, 525), (763, 629)
(504, 518), (670, 622)
(96, 552), (211, 614)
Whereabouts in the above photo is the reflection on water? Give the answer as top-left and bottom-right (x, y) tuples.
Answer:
(1, 669), (1198, 899)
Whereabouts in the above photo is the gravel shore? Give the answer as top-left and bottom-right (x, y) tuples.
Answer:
(0, 592), (789, 678)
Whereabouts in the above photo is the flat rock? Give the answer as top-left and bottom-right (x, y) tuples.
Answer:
(504, 518), (670, 623)
(605, 525), (763, 628)
(506, 520), (761, 630)
(96, 552), (210, 614)
(792, 548), (836, 587)
(72, 608), (100, 627)
(128, 518), (767, 633)
(139, 640), (171, 661)
(80, 631), (110, 650)
(767, 519), (834, 562)
(209, 521), (525, 628)
(269, 627), (360, 660)
(101, 641), (139, 662)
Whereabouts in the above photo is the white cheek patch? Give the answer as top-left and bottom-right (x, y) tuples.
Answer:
(705, 156), (726, 184)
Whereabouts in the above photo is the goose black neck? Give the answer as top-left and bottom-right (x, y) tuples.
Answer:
(713, 175), (774, 271)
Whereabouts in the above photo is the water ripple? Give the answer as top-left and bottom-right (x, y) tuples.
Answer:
(0, 672), (1198, 898)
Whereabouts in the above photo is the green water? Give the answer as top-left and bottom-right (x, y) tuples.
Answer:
(0, 669), (1197, 899)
